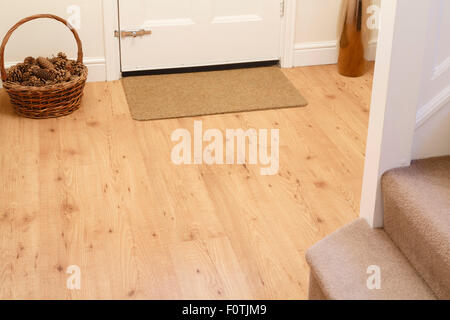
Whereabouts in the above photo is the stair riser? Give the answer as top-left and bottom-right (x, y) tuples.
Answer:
(384, 196), (450, 299)
(382, 157), (450, 300)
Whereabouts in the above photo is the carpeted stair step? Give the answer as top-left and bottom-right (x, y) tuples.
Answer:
(306, 218), (436, 300)
(382, 156), (450, 299)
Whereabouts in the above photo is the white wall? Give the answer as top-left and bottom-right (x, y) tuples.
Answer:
(413, 103), (450, 159)
(294, 0), (379, 67)
(0, 0), (107, 82)
(295, 0), (343, 44)
(412, 0), (450, 159)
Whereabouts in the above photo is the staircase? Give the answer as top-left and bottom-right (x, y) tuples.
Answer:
(306, 156), (450, 300)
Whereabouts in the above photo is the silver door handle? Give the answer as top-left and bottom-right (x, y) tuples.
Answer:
(114, 29), (152, 38)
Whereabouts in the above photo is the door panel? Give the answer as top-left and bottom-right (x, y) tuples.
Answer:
(212, 0), (263, 21)
(119, 0), (282, 72)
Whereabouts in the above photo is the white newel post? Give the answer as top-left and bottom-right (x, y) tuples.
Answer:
(360, 0), (432, 227)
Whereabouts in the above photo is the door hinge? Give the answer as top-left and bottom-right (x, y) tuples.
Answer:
(280, 0), (285, 17)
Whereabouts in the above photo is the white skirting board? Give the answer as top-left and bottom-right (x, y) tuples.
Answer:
(1, 57), (107, 88)
(293, 40), (378, 67)
(82, 57), (107, 82)
(415, 84), (450, 129)
(1, 42), (380, 87)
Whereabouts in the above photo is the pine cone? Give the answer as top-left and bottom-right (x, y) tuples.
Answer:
(16, 63), (31, 73)
(54, 59), (68, 71)
(67, 61), (84, 76)
(24, 56), (36, 65)
(6, 66), (23, 82)
(23, 76), (45, 87)
(36, 57), (55, 70)
(55, 69), (72, 82)
(31, 66), (56, 81)
(57, 52), (67, 60)
(21, 71), (32, 82)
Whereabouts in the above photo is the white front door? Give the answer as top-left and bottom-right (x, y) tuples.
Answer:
(118, 0), (283, 72)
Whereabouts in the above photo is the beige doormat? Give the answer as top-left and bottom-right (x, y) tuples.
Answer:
(121, 66), (308, 121)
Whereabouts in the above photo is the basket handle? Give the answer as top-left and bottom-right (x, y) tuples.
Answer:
(0, 14), (83, 82)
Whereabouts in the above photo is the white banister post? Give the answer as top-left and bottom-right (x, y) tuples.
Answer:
(360, 0), (432, 227)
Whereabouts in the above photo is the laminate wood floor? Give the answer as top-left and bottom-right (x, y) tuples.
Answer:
(0, 64), (374, 299)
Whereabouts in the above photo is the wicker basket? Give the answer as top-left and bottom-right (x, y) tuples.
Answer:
(0, 14), (88, 119)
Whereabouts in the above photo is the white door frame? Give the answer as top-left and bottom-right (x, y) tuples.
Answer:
(103, 0), (121, 81)
(102, 0), (297, 80)
(279, 0), (297, 68)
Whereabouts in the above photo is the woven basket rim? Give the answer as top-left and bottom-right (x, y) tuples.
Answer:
(2, 65), (88, 92)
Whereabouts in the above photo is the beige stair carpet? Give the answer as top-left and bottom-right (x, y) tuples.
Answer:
(121, 66), (308, 121)
(382, 156), (450, 300)
(306, 218), (436, 300)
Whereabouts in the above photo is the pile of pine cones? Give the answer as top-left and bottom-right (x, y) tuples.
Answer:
(5, 52), (85, 87)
